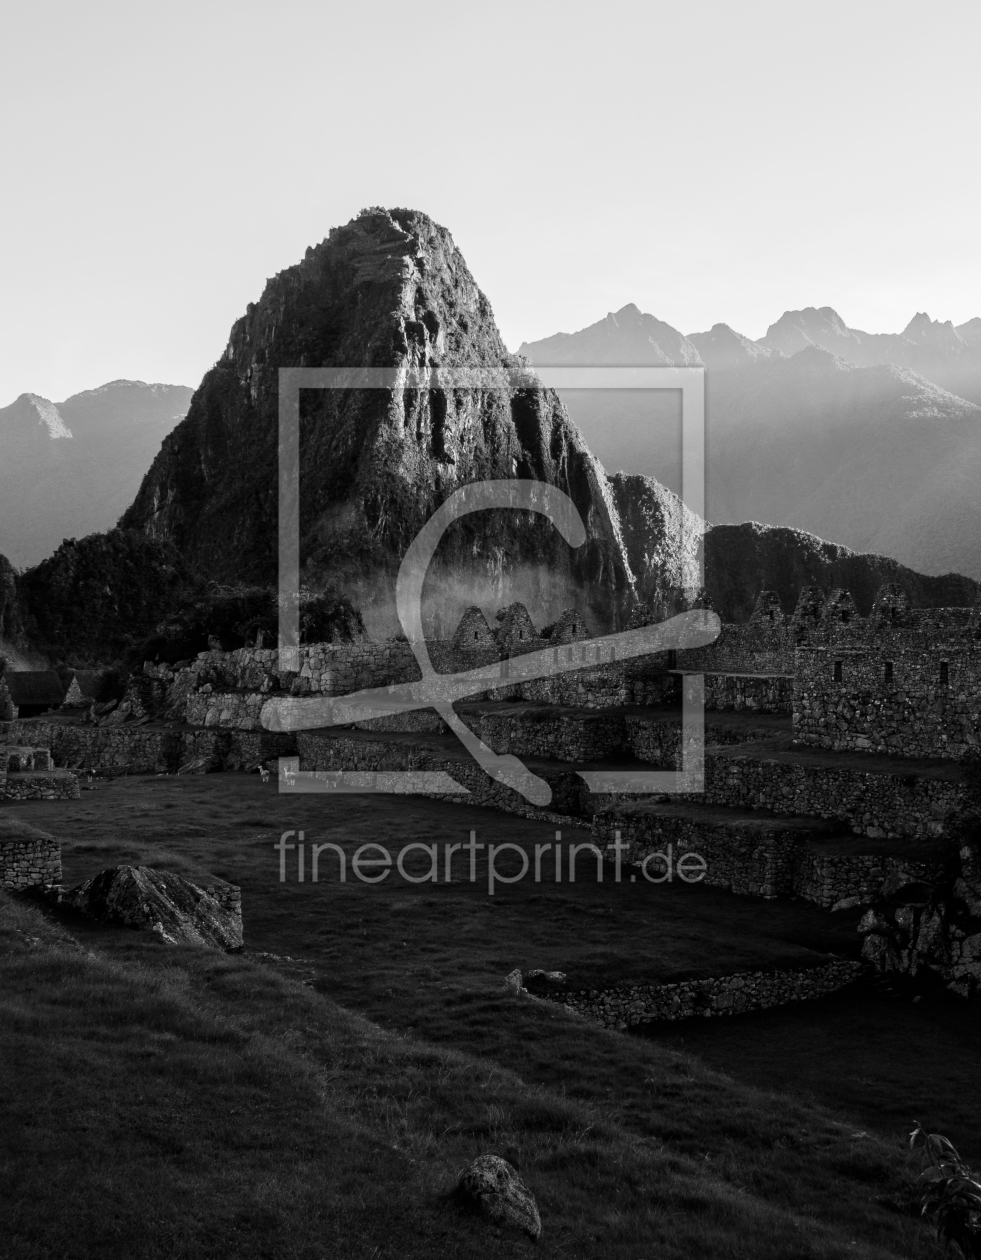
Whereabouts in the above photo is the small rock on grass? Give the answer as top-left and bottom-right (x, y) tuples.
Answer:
(456, 1154), (541, 1241)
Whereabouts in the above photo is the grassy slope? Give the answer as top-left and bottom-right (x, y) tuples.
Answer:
(0, 892), (934, 1260)
(2, 775), (969, 1257)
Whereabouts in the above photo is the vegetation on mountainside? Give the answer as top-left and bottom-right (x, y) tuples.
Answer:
(0, 553), (21, 646)
(137, 584), (365, 664)
(16, 530), (200, 667)
(9, 535), (364, 668)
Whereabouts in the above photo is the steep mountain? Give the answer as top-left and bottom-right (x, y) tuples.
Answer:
(121, 209), (636, 636)
(523, 306), (981, 578)
(0, 381), (192, 568)
(605, 472), (702, 601)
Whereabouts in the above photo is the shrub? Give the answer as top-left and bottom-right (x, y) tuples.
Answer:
(910, 1123), (981, 1257)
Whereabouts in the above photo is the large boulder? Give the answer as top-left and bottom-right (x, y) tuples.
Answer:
(456, 1154), (541, 1241)
(62, 866), (242, 949)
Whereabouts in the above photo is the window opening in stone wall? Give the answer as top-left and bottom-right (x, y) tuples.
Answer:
(473, 632), (479, 641)
(667, 649), (677, 670)
(940, 661), (949, 686)
(884, 661), (894, 684)
(840, 610), (850, 623)
(833, 660), (842, 682)
(768, 609), (774, 621)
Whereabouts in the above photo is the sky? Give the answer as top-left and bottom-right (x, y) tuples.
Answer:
(2, 0), (980, 405)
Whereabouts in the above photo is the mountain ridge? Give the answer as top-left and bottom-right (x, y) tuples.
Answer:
(0, 380), (193, 569)
(521, 306), (981, 578)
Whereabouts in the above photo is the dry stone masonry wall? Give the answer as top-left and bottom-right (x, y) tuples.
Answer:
(528, 960), (864, 1029)
(693, 743), (968, 839)
(593, 803), (946, 908)
(0, 826), (62, 891)
(1, 741), (79, 802)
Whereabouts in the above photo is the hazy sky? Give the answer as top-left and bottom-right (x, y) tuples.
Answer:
(2, 0), (979, 404)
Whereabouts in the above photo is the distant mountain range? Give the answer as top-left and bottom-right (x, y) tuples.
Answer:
(113, 208), (981, 631)
(4, 218), (979, 658)
(0, 381), (193, 568)
(520, 303), (981, 578)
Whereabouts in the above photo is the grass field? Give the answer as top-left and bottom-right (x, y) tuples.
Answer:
(2, 770), (978, 1257)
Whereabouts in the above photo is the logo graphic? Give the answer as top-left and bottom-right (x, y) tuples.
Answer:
(264, 367), (718, 802)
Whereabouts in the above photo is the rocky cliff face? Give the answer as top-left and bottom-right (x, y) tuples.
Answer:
(607, 473), (703, 606)
(122, 209), (635, 634)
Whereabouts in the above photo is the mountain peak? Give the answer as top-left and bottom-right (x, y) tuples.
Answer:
(902, 311), (965, 347)
(759, 307), (862, 358)
(687, 323), (774, 369)
(8, 393), (73, 440)
(122, 208), (636, 631)
(609, 302), (642, 320)
(519, 304), (701, 367)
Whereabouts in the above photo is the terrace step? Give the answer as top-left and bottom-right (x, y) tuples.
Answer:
(591, 798), (944, 907)
(692, 737), (969, 840)
(295, 724), (972, 850)
(351, 701), (789, 764)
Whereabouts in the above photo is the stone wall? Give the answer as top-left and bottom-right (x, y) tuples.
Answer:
(594, 804), (819, 899)
(293, 726), (970, 838)
(677, 623), (796, 676)
(793, 596), (981, 761)
(593, 803), (946, 908)
(293, 735), (595, 821)
(702, 672), (792, 714)
(1, 770), (79, 802)
(529, 959), (864, 1029)
(0, 827), (62, 890)
(625, 713), (783, 768)
(791, 849), (945, 910)
(691, 744), (969, 840)
(1, 720), (295, 775)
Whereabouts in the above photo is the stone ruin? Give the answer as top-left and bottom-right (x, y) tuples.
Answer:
(3, 589), (981, 1007)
